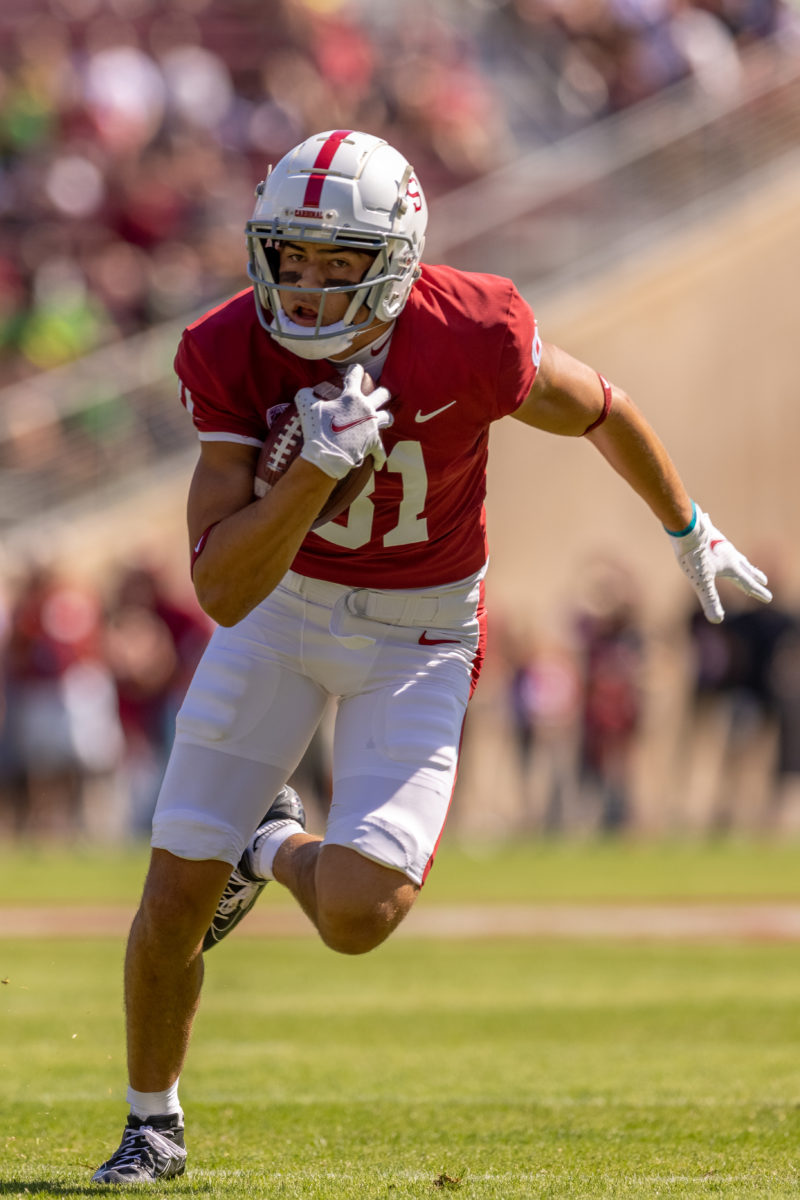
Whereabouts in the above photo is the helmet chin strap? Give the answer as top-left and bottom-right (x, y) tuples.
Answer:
(268, 315), (358, 360)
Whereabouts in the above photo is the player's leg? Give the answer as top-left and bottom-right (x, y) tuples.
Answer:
(124, 751), (307, 1094)
(201, 572), (485, 957)
(269, 645), (475, 951)
(94, 618), (329, 1183)
(272, 837), (419, 953)
(93, 752), (302, 1185)
(125, 849), (231, 1092)
(202, 784), (306, 951)
(130, 687), (328, 1080)
(208, 657), (469, 955)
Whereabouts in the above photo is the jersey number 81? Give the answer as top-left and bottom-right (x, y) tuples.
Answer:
(314, 441), (428, 549)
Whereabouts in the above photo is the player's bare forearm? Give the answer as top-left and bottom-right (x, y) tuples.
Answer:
(585, 390), (693, 532)
(513, 341), (693, 532)
(188, 444), (336, 626)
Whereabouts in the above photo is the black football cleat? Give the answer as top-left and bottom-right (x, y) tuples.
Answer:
(92, 1113), (186, 1184)
(202, 786), (305, 952)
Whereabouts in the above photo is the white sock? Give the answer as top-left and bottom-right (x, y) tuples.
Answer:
(127, 1080), (182, 1122)
(253, 818), (305, 880)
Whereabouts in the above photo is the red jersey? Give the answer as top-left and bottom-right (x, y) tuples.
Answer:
(175, 263), (539, 588)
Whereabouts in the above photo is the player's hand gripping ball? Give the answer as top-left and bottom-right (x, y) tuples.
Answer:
(254, 365), (391, 530)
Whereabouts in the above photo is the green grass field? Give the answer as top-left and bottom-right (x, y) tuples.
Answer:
(2, 839), (800, 1197)
(3, 835), (800, 906)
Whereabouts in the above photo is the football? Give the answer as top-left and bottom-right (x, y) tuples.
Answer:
(253, 377), (376, 529)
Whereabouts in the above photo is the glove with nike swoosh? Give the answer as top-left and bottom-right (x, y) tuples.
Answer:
(667, 503), (772, 623)
(295, 363), (393, 479)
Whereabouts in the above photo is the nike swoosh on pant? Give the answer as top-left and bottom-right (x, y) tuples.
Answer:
(419, 632), (460, 645)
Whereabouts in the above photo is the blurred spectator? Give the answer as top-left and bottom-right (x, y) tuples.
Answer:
(573, 558), (645, 832)
(0, 565), (24, 837)
(0, 556), (211, 843)
(104, 561), (212, 833)
(682, 568), (799, 831)
(1, 562), (124, 839)
(504, 626), (582, 832)
(768, 617), (800, 825)
(693, 0), (789, 41)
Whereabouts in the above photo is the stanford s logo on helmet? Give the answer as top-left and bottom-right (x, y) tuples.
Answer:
(246, 130), (428, 359)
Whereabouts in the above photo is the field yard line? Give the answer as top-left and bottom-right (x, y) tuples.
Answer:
(4, 903), (800, 940)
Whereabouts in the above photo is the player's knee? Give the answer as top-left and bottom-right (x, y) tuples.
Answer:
(316, 903), (395, 955)
(314, 845), (419, 955)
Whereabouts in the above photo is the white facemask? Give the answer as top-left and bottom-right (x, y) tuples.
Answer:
(268, 316), (358, 360)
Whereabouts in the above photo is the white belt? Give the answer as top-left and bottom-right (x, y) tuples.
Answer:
(281, 569), (482, 631)
(345, 589), (441, 626)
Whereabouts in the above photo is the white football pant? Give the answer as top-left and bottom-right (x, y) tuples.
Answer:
(151, 567), (486, 885)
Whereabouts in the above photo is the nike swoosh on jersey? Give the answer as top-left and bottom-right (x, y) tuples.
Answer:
(370, 333), (392, 356)
(330, 414), (376, 433)
(419, 631), (460, 645)
(709, 538), (725, 550)
(415, 401), (457, 423)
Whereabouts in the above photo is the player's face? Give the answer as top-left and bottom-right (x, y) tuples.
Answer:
(276, 241), (375, 327)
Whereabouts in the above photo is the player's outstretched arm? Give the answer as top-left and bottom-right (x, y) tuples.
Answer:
(513, 341), (694, 529)
(513, 340), (772, 622)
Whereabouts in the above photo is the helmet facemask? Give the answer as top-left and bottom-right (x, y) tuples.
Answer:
(246, 225), (420, 359)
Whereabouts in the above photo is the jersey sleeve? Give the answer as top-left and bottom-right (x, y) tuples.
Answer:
(494, 284), (541, 418)
(175, 328), (264, 446)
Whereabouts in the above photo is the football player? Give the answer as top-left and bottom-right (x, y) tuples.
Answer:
(93, 129), (771, 1183)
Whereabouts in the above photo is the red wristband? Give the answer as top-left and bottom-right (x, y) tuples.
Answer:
(582, 374), (612, 435)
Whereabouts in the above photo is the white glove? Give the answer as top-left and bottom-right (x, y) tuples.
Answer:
(295, 363), (393, 480)
(668, 505), (772, 624)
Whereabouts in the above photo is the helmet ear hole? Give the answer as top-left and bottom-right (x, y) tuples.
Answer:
(263, 241), (280, 281)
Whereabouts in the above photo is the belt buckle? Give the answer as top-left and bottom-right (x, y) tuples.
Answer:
(345, 589), (370, 618)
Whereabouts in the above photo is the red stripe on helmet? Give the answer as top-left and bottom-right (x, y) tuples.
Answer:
(302, 130), (352, 208)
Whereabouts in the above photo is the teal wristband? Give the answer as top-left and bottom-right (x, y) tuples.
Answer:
(664, 501), (697, 538)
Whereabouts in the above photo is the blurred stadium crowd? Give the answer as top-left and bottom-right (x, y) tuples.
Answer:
(2, 553), (800, 842)
(1, 0), (798, 386)
(482, 563), (800, 839)
(0, 559), (212, 840)
(1, 0), (800, 844)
